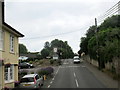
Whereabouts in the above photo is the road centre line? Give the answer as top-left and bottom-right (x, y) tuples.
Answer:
(75, 79), (79, 88)
(48, 85), (51, 88)
(52, 78), (54, 80)
(50, 81), (53, 84)
(74, 73), (76, 77)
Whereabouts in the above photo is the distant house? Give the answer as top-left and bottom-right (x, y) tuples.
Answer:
(0, 1), (24, 89)
(19, 52), (39, 61)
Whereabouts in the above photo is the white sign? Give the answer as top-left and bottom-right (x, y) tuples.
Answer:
(53, 48), (57, 53)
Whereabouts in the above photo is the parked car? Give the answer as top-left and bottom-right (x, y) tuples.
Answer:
(19, 74), (44, 88)
(19, 62), (34, 69)
(26, 63), (34, 68)
(73, 56), (80, 63)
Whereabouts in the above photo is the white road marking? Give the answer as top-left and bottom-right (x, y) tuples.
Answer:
(52, 78), (54, 80)
(50, 81), (53, 84)
(60, 66), (80, 68)
(74, 73), (76, 77)
(75, 79), (79, 88)
(56, 66), (60, 74)
(48, 85), (51, 88)
(63, 63), (69, 64)
(81, 66), (86, 68)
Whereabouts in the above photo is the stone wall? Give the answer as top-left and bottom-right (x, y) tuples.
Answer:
(83, 55), (119, 74)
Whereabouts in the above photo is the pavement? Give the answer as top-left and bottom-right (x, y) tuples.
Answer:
(42, 59), (119, 88)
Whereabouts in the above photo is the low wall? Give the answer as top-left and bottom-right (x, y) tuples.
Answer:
(83, 55), (98, 67)
(83, 55), (119, 74)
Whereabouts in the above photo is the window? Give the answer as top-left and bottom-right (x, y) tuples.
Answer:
(0, 30), (4, 51)
(20, 78), (34, 83)
(10, 35), (14, 52)
(5, 65), (14, 82)
(35, 75), (40, 80)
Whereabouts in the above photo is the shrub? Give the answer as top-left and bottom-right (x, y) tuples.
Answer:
(57, 60), (61, 65)
(20, 70), (28, 77)
(39, 60), (43, 64)
(18, 70), (28, 80)
(31, 72), (34, 74)
(38, 67), (54, 76)
(50, 60), (54, 64)
(45, 67), (54, 74)
(29, 61), (33, 64)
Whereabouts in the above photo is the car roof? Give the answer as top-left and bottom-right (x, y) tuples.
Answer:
(23, 74), (38, 78)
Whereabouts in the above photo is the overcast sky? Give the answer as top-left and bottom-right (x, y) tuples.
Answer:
(5, 0), (119, 53)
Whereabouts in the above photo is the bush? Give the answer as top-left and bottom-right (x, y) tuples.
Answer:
(19, 70), (28, 77)
(57, 60), (61, 65)
(31, 72), (34, 74)
(18, 70), (28, 80)
(50, 60), (54, 64)
(38, 67), (54, 76)
(39, 60), (43, 64)
(29, 61), (33, 64)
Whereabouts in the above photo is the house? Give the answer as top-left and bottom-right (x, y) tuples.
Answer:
(0, 1), (24, 89)
(19, 52), (39, 61)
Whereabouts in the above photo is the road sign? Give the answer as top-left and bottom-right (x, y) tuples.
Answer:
(53, 48), (57, 53)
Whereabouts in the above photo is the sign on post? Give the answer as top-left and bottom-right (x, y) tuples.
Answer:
(53, 48), (57, 53)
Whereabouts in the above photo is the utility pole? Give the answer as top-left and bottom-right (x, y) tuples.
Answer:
(95, 18), (100, 70)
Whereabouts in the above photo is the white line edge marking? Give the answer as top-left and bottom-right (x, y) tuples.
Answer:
(75, 79), (79, 88)
(48, 85), (51, 88)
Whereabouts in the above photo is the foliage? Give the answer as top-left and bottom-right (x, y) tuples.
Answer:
(50, 59), (54, 64)
(79, 15), (120, 69)
(39, 60), (44, 64)
(19, 44), (28, 54)
(40, 39), (74, 59)
(41, 48), (50, 59)
(38, 67), (54, 76)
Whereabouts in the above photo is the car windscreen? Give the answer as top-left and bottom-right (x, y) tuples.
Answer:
(20, 77), (34, 83)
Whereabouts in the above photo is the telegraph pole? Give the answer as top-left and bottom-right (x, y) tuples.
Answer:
(95, 18), (100, 70)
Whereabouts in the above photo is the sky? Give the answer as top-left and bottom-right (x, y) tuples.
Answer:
(5, 0), (119, 53)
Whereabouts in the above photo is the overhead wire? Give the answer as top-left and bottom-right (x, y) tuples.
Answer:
(20, 1), (120, 41)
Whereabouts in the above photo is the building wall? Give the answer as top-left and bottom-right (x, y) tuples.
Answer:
(2, 29), (19, 65)
(0, 28), (19, 89)
(0, 2), (3, 90)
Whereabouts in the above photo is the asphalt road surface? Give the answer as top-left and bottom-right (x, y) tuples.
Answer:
(46, 59), (106, 88)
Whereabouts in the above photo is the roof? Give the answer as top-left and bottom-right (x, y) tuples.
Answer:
(3, 22), (24, 37)
(23, 74), (37, 78)
(1, 2), (24, 37)
(20, 53), (38, 58)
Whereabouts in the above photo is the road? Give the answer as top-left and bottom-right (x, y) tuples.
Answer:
(44, 59), (106, 88)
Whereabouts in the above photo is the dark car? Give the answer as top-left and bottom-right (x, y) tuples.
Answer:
(19, 62), (34, 69)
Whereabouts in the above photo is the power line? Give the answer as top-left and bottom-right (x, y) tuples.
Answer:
(97, 1), (120, 24)
(20, 19), (94, 40)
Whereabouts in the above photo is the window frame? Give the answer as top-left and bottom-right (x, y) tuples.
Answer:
(10, 35), (15, 53)
(5, 65), (14, 83)
(0, 29), (4, 51)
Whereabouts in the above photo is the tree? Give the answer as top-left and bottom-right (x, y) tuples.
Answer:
(41, 48), (50, 59)
(79, 15), (120, 70)
(19, 44), (28, 54)
(40, 39), (74, 59)
(44, 41), (50, 49)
